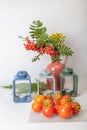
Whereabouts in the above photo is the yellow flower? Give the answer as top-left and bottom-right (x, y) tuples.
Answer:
(50, 33), (65, 39)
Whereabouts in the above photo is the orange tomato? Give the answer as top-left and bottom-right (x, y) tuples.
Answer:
(34, 94), (45, 104)
(42, 106), (55, 117)
(59, 95), (72, 105)
(63, 95), (72, 102)
(58, 104), (73, 119)
(32, 102), (42, 112)
(42, 99), (53, 107)
(54, 93), (63, 100)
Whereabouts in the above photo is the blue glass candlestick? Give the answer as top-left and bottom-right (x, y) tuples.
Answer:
(12, 71), (32, 103)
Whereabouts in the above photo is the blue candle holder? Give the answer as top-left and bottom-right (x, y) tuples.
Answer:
(12, 70), (32, 103)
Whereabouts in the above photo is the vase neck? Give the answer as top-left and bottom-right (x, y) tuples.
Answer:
(62, 56), (68, 65)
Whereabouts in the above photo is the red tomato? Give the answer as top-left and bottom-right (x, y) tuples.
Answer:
(45, 95), (53, 101)
(58, 104), (73, 119)
(32, 102), (42, 112)
(71, 102), (81, 114)
(42, 106), (55, 117)
(53, 99), (60, 106)
(54, 104), (60, 114)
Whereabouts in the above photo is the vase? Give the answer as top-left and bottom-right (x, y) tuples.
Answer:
(46, 57), (68, 90)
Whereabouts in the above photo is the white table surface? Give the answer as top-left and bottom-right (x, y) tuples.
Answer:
(0, 82), (87, 130)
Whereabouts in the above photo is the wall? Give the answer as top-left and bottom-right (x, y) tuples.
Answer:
(0, 0), (87, 86)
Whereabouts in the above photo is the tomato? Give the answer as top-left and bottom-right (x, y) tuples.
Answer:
(53, 99), (59, 106)
(45, 94), (53, 101)
(58, 104), (73, 119)
(71, 102), (81, 114)
(42, 106), (55, 117)
(42, 99), (53, 107)
(63, 95), (72, 102)
(54, 93), (63, 100)
(59, 98), (71, 105)
(53, 99), (60, 114)
(59, 95), (72, 105)
(32, 102), (42, 112)
(34, 94), (45, 103)
(54, 104), (60, 114)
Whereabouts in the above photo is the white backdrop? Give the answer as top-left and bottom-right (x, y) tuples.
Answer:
(0, 0), (87, 86)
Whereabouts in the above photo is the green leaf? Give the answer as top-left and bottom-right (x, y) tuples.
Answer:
(29, 20), (47, 40)
(51, 55), (61, 62)
(32, 54), (41, 62)
(58, 43), (74, 56)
